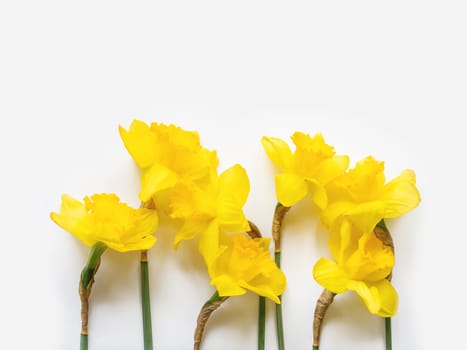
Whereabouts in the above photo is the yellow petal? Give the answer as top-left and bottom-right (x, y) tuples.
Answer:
(328, 219), (360, 263)
(381, 169), (421, 218)
(313, 155), (350, 185)
(217, 167), (250, 232)
(198, 220), (220, 265)
(139, 163), (178, 201)
(306, 179), (328, 209)
(320, 201), (354, 230)
(240, 268), (286, 304)
(107, 234), (156, 252)
(347, 280), (381, 314)
(347, 279), (398, 316)
(50, 194), (94, 246)
(344, 201), (386, 233)
(119, 120), (157, 168)
(312, 258), (349, 294)
(275, 173), (308, 206)
(211, 274), (246, 297)
(369, 280), (399, 317)
(51, 193), (158, 252)
(173, 219), (208, 248)
(261, 136), (293, 171)
(218, 164), (250, 208)
(217, 165), (250, 232)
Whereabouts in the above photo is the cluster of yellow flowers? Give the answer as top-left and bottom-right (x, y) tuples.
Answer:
(262, 132), (420, 317)
(52, 120), (286, 305)
(51, 120), (420, 349)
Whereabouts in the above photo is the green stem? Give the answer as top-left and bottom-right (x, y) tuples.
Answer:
(81, 242), (107, 289)
(258, 297), (266, 350)
(274, 252), (285, 350)
(385, 317), (392, 350)
(272, 203), (289, 350)
(141, 251), (154, 350)
(375, 220), (393, 350)
(80, 334), (88, 350)
(312, 346), (319, 350)
(79, 243), (107, 350)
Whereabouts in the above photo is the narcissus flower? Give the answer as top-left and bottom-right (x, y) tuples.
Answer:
(119, 120), (218, 202)
(50, 193), (158, 252)
(262, 132), (349, 208)
(170, 164), (250, 264)
(322, 156), (421, 232)
(208, 234), (286, 303)
(313, 220), (397, 316)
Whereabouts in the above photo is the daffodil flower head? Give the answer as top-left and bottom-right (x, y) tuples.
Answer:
(262, 132), (349, 209)
(119, 120), (218, 202)
(170, 164), (251, 264)
(313, 220), (397, 317)
(50, 193), (158, 252)
(322, 156), (421, 232)
(208, 234), (286, 303)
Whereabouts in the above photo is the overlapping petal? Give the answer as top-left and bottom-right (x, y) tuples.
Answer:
(51, 193), (158, 252)
(208, 234), (286, 303)
(171, 164), (251, 264)
(313, 223), (397, 316)
(119, 120), (218, 202)
(323, 156), (420, 231)
(262, 131), (349, 208)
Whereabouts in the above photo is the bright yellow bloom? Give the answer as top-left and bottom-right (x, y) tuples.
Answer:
(170, 164), (251, 264)
(50, 193), (158, 252)
(313, 220), (397, 316)
(262, 132), (349, 208)
(208, 234), (286, 303)
(119, 120), (218, 202)
(322, 156), (421, 232)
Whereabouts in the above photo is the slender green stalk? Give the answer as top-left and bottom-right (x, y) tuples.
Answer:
(375, 220), (394, 350)
(258, 296), (266, 350)
(79, 242), (107, 350)
(272, 204), (289, 350)
(81, 242), (107, 289)
(141, 250), (154, 350)
(246, 220), (267, 350)
(274, 252), (285, 350)
(80, 334), (88, 350)
(385, 317), (392, 350)
(312, 346), (319, 350)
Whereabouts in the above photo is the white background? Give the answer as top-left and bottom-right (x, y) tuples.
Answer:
(1, 1), (466, 349)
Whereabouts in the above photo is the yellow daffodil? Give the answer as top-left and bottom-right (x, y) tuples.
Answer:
(262, 132), (349, 208)
(322, 156), (421, 233)
(170, 164), (251, 264)
(119, 120), (218, 202)
(208, 234), (286, 303)
(313, 220), (397, 317)
(50, 193), (158, 252)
